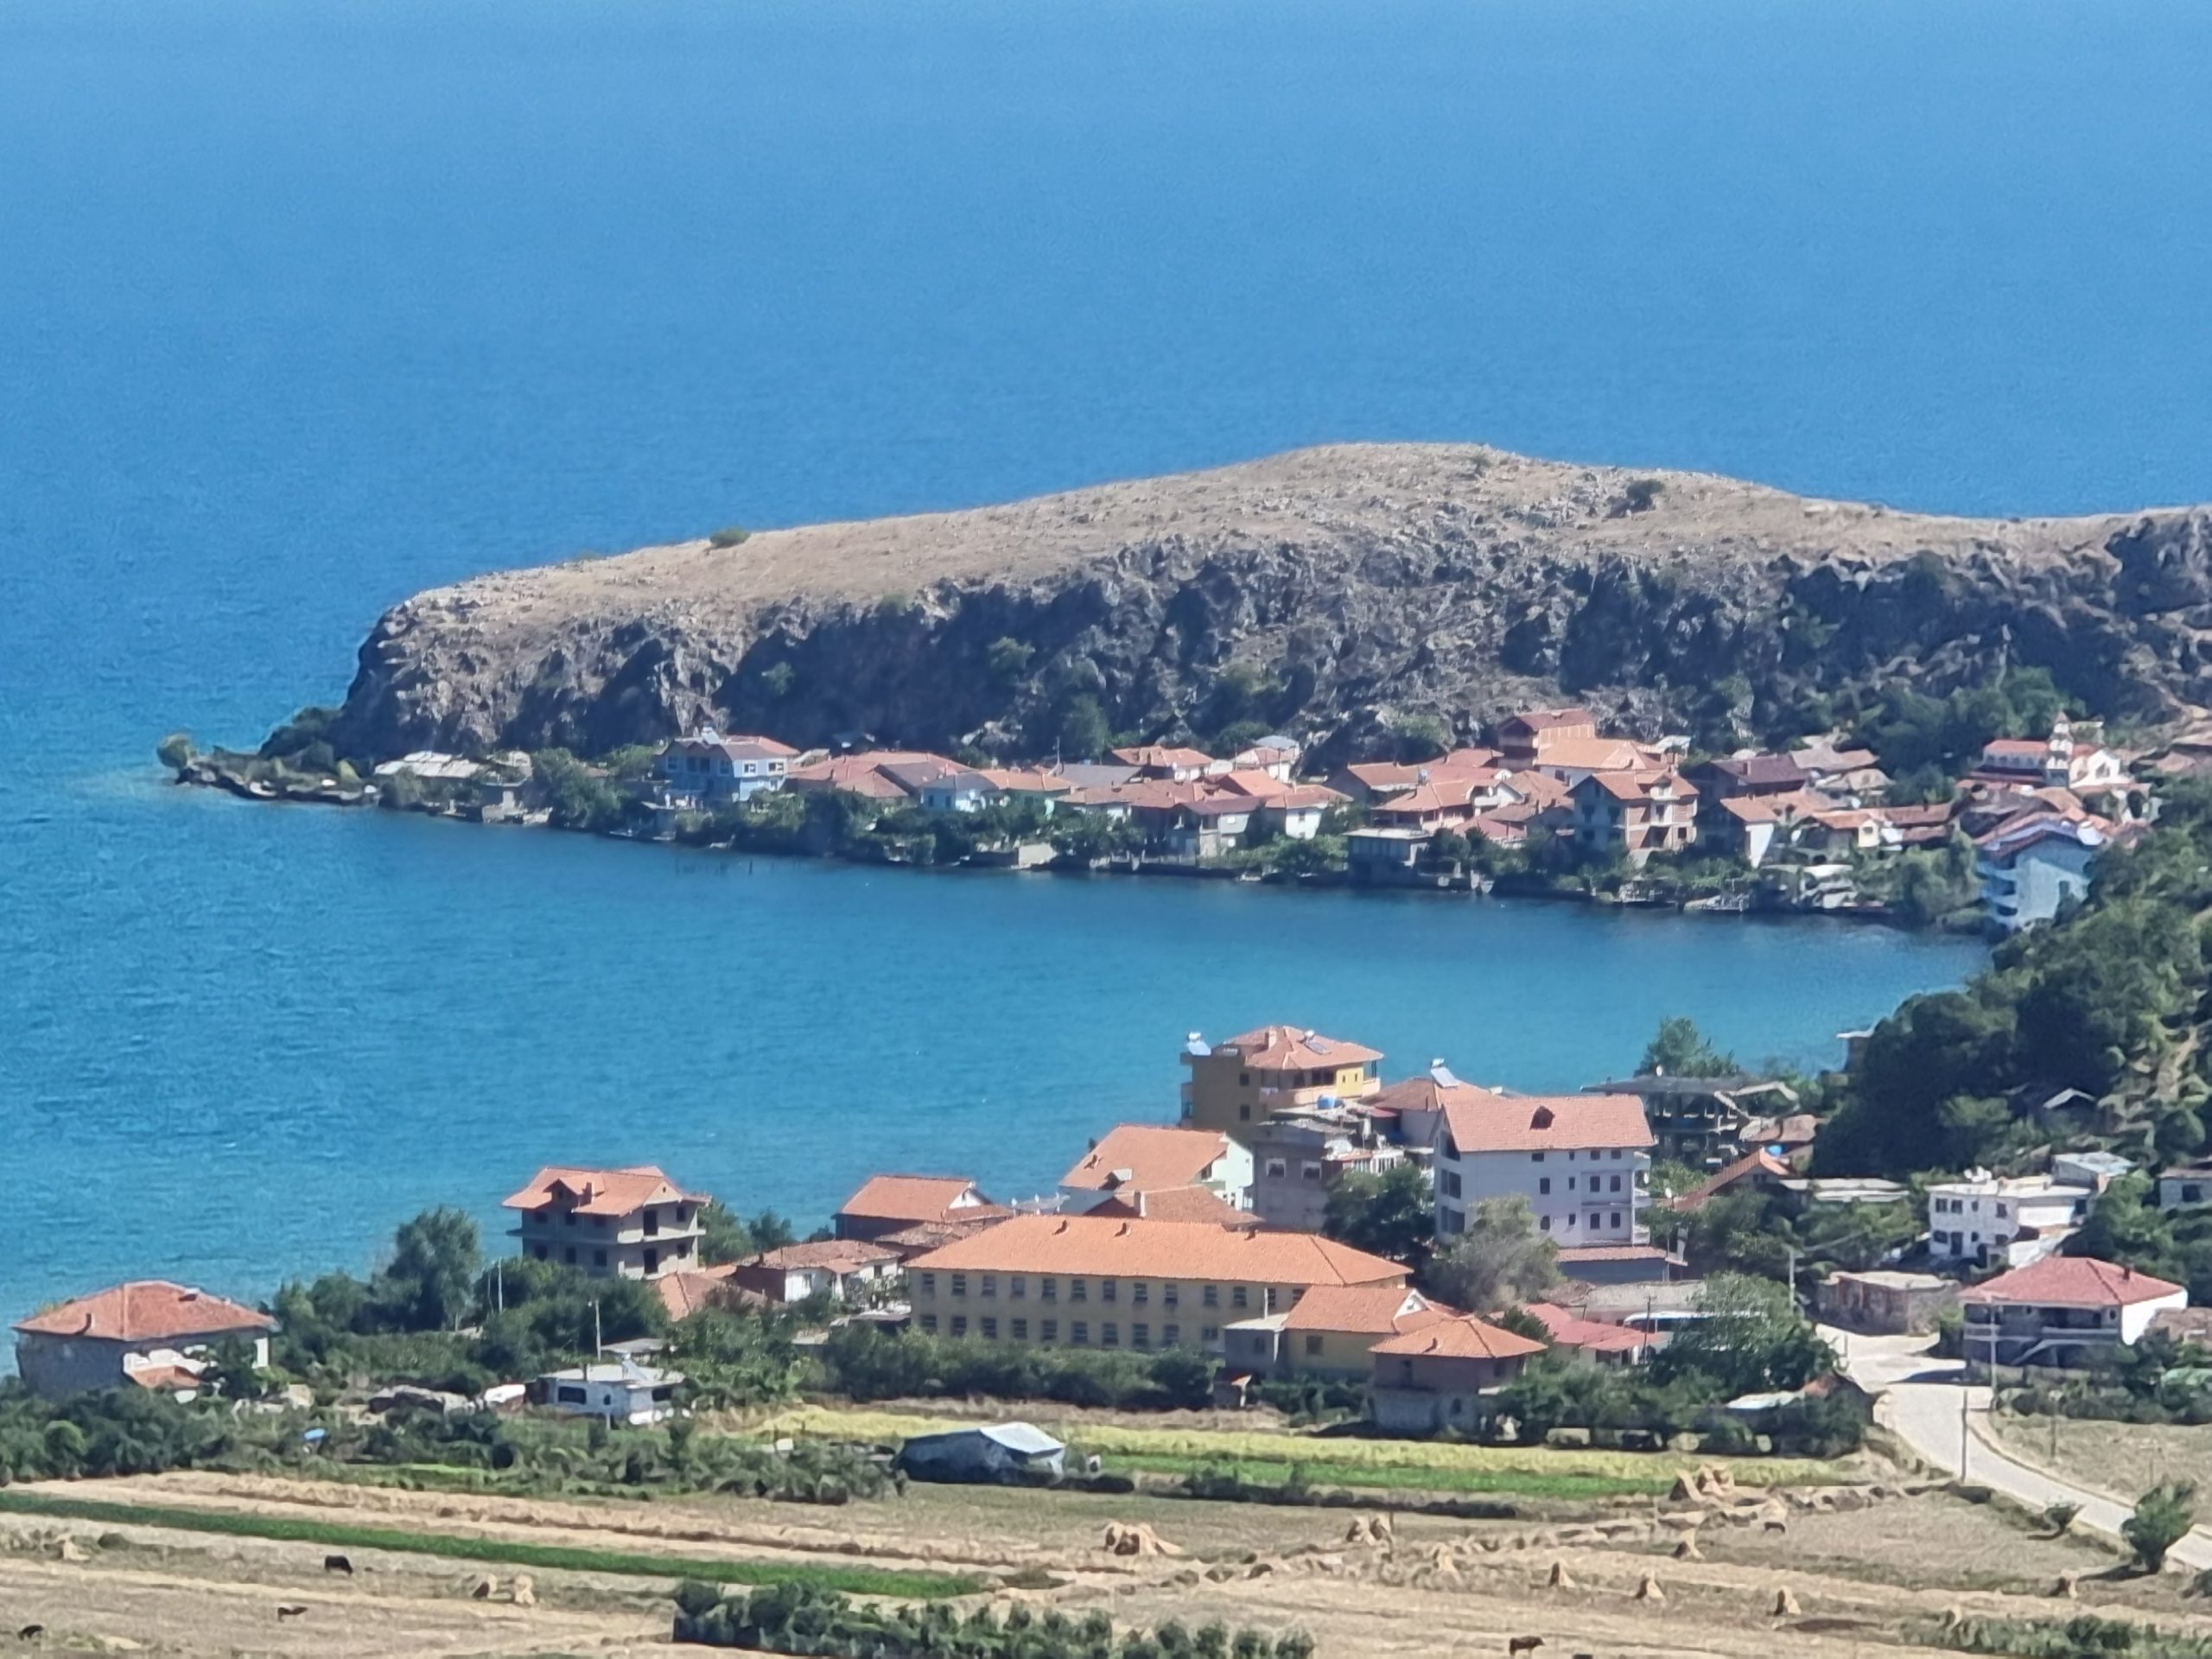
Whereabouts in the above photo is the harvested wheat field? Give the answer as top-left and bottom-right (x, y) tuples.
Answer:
(8, 1467), (2212, 1656)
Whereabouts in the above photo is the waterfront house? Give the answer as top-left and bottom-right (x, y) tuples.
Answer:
(1224, 1286), (1452, 1381)
(13, 1281), (275, 1401)
(730, 1240), (904, 1304)
(834, 1174), (1011, 1243)
(1247, 1101), (1416, 1231)
(1368, 777), (1482, 833)
(1584, 1074), (1802, 1171)
(1242, 783), (1341, 840)
(904, 1214), (1406, 1354)
(1976, 810), (2110, 931)
(533, 1357), (684, 1426)
(1816, 1269), (1958, 1336)
(1160, 795), (1257, 860)
(503, 1165), (707, 1281)
(1328, 747), (1502, 803)
(1058, 1124), (1252, 1214)
(1179, 1026), (1384, 1142)
(1431, 1087), (1654, 1249)
(785, 750), (958, 800)
(657, 731), (798, 804)
(1345, 825), (1429, 880)
(1567, 769), (1698, 862)
(1959, 1255), (2185, 1374)
(1496, 707), (1598, 766)
(1683, 752), (1815, 804)
(1369, 1315), (1547, 1431)
(1971, 718), (2130, 792)
(1927, 1169), (2097, 1269)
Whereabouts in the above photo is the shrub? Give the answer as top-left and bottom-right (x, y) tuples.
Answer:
(707, 526), (750, 548)
(2125, 1480), (2196, 1572)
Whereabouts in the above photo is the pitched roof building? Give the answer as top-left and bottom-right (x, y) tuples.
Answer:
(835, 1174), (1011, 1243)
(1059, 1124), (1250, 1211)
(14, 1281), (276, 1401)
(1959, 1254), (2186, 1371)
(502, 1165), (708, 1281)
(1433, 1090), (1656, 1262)
(1181, 1025), (1384, 1143)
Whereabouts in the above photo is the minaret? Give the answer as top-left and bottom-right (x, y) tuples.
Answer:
(2046, 715), (2075, 785)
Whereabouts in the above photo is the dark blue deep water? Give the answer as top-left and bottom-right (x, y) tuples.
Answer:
(6, 0), (2204, 1325)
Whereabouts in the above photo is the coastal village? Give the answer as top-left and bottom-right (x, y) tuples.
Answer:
(178, 695), (2167, 931)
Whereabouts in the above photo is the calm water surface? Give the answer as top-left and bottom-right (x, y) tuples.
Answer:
(5, 0), (2207, 1320)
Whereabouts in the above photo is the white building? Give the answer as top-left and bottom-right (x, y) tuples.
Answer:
(1926, 1169), (2097, 1269)
(1058, 1123), (1253, 1215)
(730, 1240), (905, 1303)
(536, 1358), (685, 1426)
(1976, 813), (2109, 932)
(1432, 1085), (1654, 1248)
(657, 732), (798, 804)
(1974, 717), (2129, 793)
(1959, 1255), (2185, 1372)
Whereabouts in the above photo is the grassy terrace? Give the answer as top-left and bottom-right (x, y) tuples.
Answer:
(0, 1490), (983, 1599)
(758, 1406), (1847, 1494)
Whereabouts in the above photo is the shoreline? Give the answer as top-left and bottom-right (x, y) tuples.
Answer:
(165, 755), (1953, 936)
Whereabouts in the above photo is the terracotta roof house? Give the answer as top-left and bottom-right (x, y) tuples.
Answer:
(1526, 1300), (1648, 1365)
(1370, 1314), (1548, 1430)
(15, 1281), (276, 1401)
(1497, 707), (1597, 765)
(1684, 753), (1815, 801)
(1059, 1124), (1251, 1211)
(1086, 1185), (1261, 1228)
(1110, 745), (1224, 782)
(1960, 1255), (2185, 1372)
(1567, 768), (1698, 862)
(835, 1174), (1011, 1243)
(785, 751), (958, 799)
(1668, 1149), (1795, 1212)
(1181, 1025), (1384, 1143)
(503, 1165), (709, 1281)
(905, 1215), (1406, 1353)
(730, 1240), (905, 1304)
(1526, 736), (1662, 781)
(1433, 1090), (1655, 1262)
(654, 1264), (768, 1321)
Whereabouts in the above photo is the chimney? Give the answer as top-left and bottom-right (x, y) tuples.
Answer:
(1117, 1222), (1130, 1236)
(1055, 1219), (1069, 1234)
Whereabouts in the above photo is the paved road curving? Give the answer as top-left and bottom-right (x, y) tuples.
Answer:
(1827, 1325), (2212, 1573)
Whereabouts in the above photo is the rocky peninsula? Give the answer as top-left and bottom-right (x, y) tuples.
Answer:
(326, 443), (2211, 765)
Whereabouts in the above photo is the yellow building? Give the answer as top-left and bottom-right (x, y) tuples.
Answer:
(905, 1214), (1405, 1355)
(1179, 1026), (1383, 1142)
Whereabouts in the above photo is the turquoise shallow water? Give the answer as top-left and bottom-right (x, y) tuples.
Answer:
(5, 0), (2206, 1321)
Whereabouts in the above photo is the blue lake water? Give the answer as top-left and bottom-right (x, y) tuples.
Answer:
(5, 0), (2207, 1324)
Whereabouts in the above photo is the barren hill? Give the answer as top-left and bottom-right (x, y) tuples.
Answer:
(327, 442), (2212, 762)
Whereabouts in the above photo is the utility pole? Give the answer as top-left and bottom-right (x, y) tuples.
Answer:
(594, 1298), (603, 1357)
(1960, 1387), (1970, 1478)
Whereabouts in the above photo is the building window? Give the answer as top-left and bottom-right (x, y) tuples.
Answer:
(919, 1315), (938, 1334)
(981, 1317), (998, 1340)
(1611, 1211), (1624, 1229)
(1071, 1321), (1090, 1345)
(1041, 1277), (1058, 1301)
(950, 1316), (968, 1337)
(564, 1246), (577, 1265)
(1301, 1162), (1322, 1181)
(1040, 1319), (1058, 1343)
(1071, 1278), (1089, 1302)
(1163, 1324), (1180, 1346)
(950, 1274), (968, 1298)
(1609, 1175), (1622, 1193)
(919, 1273), (936, 1297)
(1132, 1282), (1149, 1304)
(1203, 1285), (1219, 1307)
(1240, 1071), (1251, 1086)
(1132, 1324), (1149, 1350)
(1231, 1287), (1249, 1309)
(1539, 1177), (1551, 1195)
(1101, 1323), (1120, 1348)
(1531, 1152), (1545, 1163)
(1010, 1276), (1027, 1300)
(1610, 1148), (1622, 1160)
(1202, 1325), (1219, 1344)
(1442, 1172), (1462, 1198)
(1011, 1319), (1028, 1340)
(1265, 1159), (1287, 1179)
(532, 1244), (549, 1261)
(1101, 1280), (1117, 1304)
(981, 1274), (997, 1298)
(1164, 1284), (1179, 1307)
(594, 1249), (607, 1268)
(1540, 1215), (1552, 1231)
(1304, 1333), (1324, 1357)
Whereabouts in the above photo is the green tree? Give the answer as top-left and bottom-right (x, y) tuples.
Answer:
(156, 731), (196, 772)
(1637, 1016), (1738, 1078)
(1391, 715), (1452, 761)
(985, 637), (1035, 683)
(1649, 1272), (1833, 1397)
(532, 748), (626, 832)
(370, 1207), (484, 1332)
(759, 661), (796, 698)
(2123, 1481), (2196, 1572)
(1421, 1197), (1559, 1313)
(1322, 1163), (1435, 1266)
(696, 1201), (755, 1267)
(1055, 696), (1111, 763)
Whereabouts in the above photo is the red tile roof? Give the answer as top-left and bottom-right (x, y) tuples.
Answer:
(1061, 1125), (1236, 1194)
(1961, 1255), (2183, 1308)
(1499, 708), (1594, 736)
(1281, 1286), (1450, 1337)
(654, 1264), (768, 1320)
(907, 1214), (1407, 1288)
(1370, 1314), (1547, 1361)
(15, 1281), (274, 1343)
(836, 1174), (1007, 1227)
(1576, 768), (1697, 804)
(1087, 1185), (1259, 1227)
(742, 1240), (904, 1272)
(502, 1165), (702, 1218)
(1441, 1092), (1655, 1156)
(1532, 737), (1654, 773)
(1526, 1301), (1646, 1353)
(1112, 746), (1216, 771)
(1672, 1150), (1792, 1211)
(1217, 1026), (1384, 1071)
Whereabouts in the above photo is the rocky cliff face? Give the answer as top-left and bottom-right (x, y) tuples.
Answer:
(327, 444), (2212, 764)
